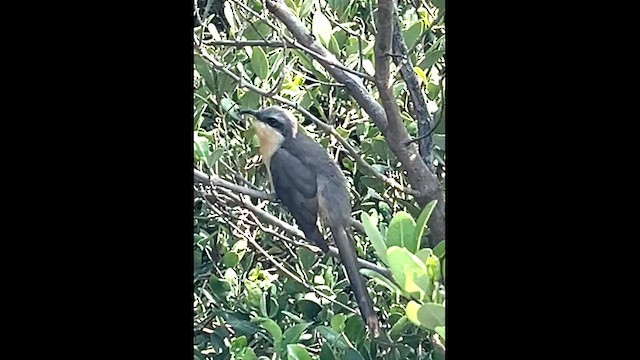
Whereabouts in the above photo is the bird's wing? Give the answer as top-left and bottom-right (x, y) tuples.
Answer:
(270, 147), (328, 251)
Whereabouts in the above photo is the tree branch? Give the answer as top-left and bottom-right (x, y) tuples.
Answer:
(373, 0), (445, 246)
(194, 167), (275, 201)
(392, 16), (434, 167)
(202, 185), (393, 280)
(230, 0), (374, 81)
(265, 0), (389, 130)
(262, 1), (445, 245)
(194, 44), (416, 196)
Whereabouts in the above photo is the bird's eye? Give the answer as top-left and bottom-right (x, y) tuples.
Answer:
(266, 117), (278, 127)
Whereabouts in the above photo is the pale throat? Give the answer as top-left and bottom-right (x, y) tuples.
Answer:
(253, 121), (284, 166)
(253, 121), (284, 195)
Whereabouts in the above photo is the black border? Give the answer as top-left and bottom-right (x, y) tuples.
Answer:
(22, 0), (605, 356)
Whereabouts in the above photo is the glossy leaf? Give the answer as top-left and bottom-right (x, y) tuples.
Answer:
(222, 251), (239, 267)
(253, 317), (283, 343)
(316, 326), (351, 350)
(330, 313), (347, 333)
(413, 200), (438, 252)
(319, 342), (336, 360)
(421, 49), (445, 70)
(416, 302), (446, 330)
(312, 11), (333, 46)
(387, 246), (430, 300)
(387, 212), (418, 253)
(287, 344), (313, 360)
(432, 240), (445, 259)
(194, 55), (216, 93)
(403, 21), (424, 49)
(361, 212), (388, 265)
(282, 322), (312, 346)
(251, 47), (269, 80)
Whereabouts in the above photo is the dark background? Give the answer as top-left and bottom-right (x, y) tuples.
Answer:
(8, 0), (610, 357)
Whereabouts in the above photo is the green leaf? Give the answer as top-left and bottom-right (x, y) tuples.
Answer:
(194, 135), (210, 163)
(413, 66), (428, 86)
(297, 299), (322, 319)
(330, 313), (347, 333)
(396, 199), (422, 220)
(316, 326), (351, 351)
(220, 97), (241, 121)
(405, 300), (422, 327)
(194, 55), (216, 93)
(242, 22), (272, 40)
(245, 281), (262, 308)
(282, 322), (312, 346)
(319, 342), (336, 360)
(427, 82), (441, 101)
(222, 251), (239, 267)
(208, 148), (224, 167)
(386, 246), (431, 300)
(416, 303), (446, 330)
(252, 317), (283, 343)
(432, 240), (445, 259)
(431, 0), (446, 11)
(299, 0), (314, 18)
(344, 349), (365, 360)
(403, 21), (424, 49)
(413, 200), (438, 252)
(435, 326), (446, 342)
(361, 212), (388, 265)
(287, 344), (313, 360)
(415, 248), (432, 263)
(296, 247), (317, 270)
(329, 34), (340, 55)
(312, 11), (333, 46)
(213, 311), (261, 336)
(343, 315), (365, 346)
(223, 1), (236, 35)
(242, 348), (258, 360)
(360, 176), (384, 194)
(251, 47), (269, 80)
(433, 133), (445, 151)
(241, 90), (261, 110)
(387, 212), (418, 253)
(420, 49), (445, 70)
(388, 315), (409, 339)
(230, 335), (248, 353)
(362, 59), (375, 76)
(360, 269), (402, 294)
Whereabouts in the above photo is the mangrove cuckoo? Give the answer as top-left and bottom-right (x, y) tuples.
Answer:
(239, 106), (379, 336)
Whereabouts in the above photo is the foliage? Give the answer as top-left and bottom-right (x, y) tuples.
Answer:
(193, 0), (445, 359)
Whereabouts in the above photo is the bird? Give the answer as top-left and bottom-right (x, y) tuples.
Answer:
(239, 106), (379, 336)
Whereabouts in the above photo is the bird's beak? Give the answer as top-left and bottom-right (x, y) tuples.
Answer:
(238, 109), (259, 117)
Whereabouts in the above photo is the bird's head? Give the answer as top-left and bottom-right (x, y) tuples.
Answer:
(239, 106), (299, 141)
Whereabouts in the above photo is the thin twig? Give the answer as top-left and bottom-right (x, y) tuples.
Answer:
(193, 46), (417, 196)
(230, 0), (374, 81)
(208, 193), (359, 315)
(194, 168), (275, 201)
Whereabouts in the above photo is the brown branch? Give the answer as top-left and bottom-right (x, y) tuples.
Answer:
(265, 0), (388, 129)
(205, 185), (393, 280)
(261, 2), (446, 246)
(203, 190), (359, 315)
(392, 17), (434, 166)
(194, 168), (275, 201)
(193, 168), (391, 277)
(203, 40), (286, 48)
(373, 0), (445, 246)
(194, 45), (416, 196)
(229, 0), (373, 81)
